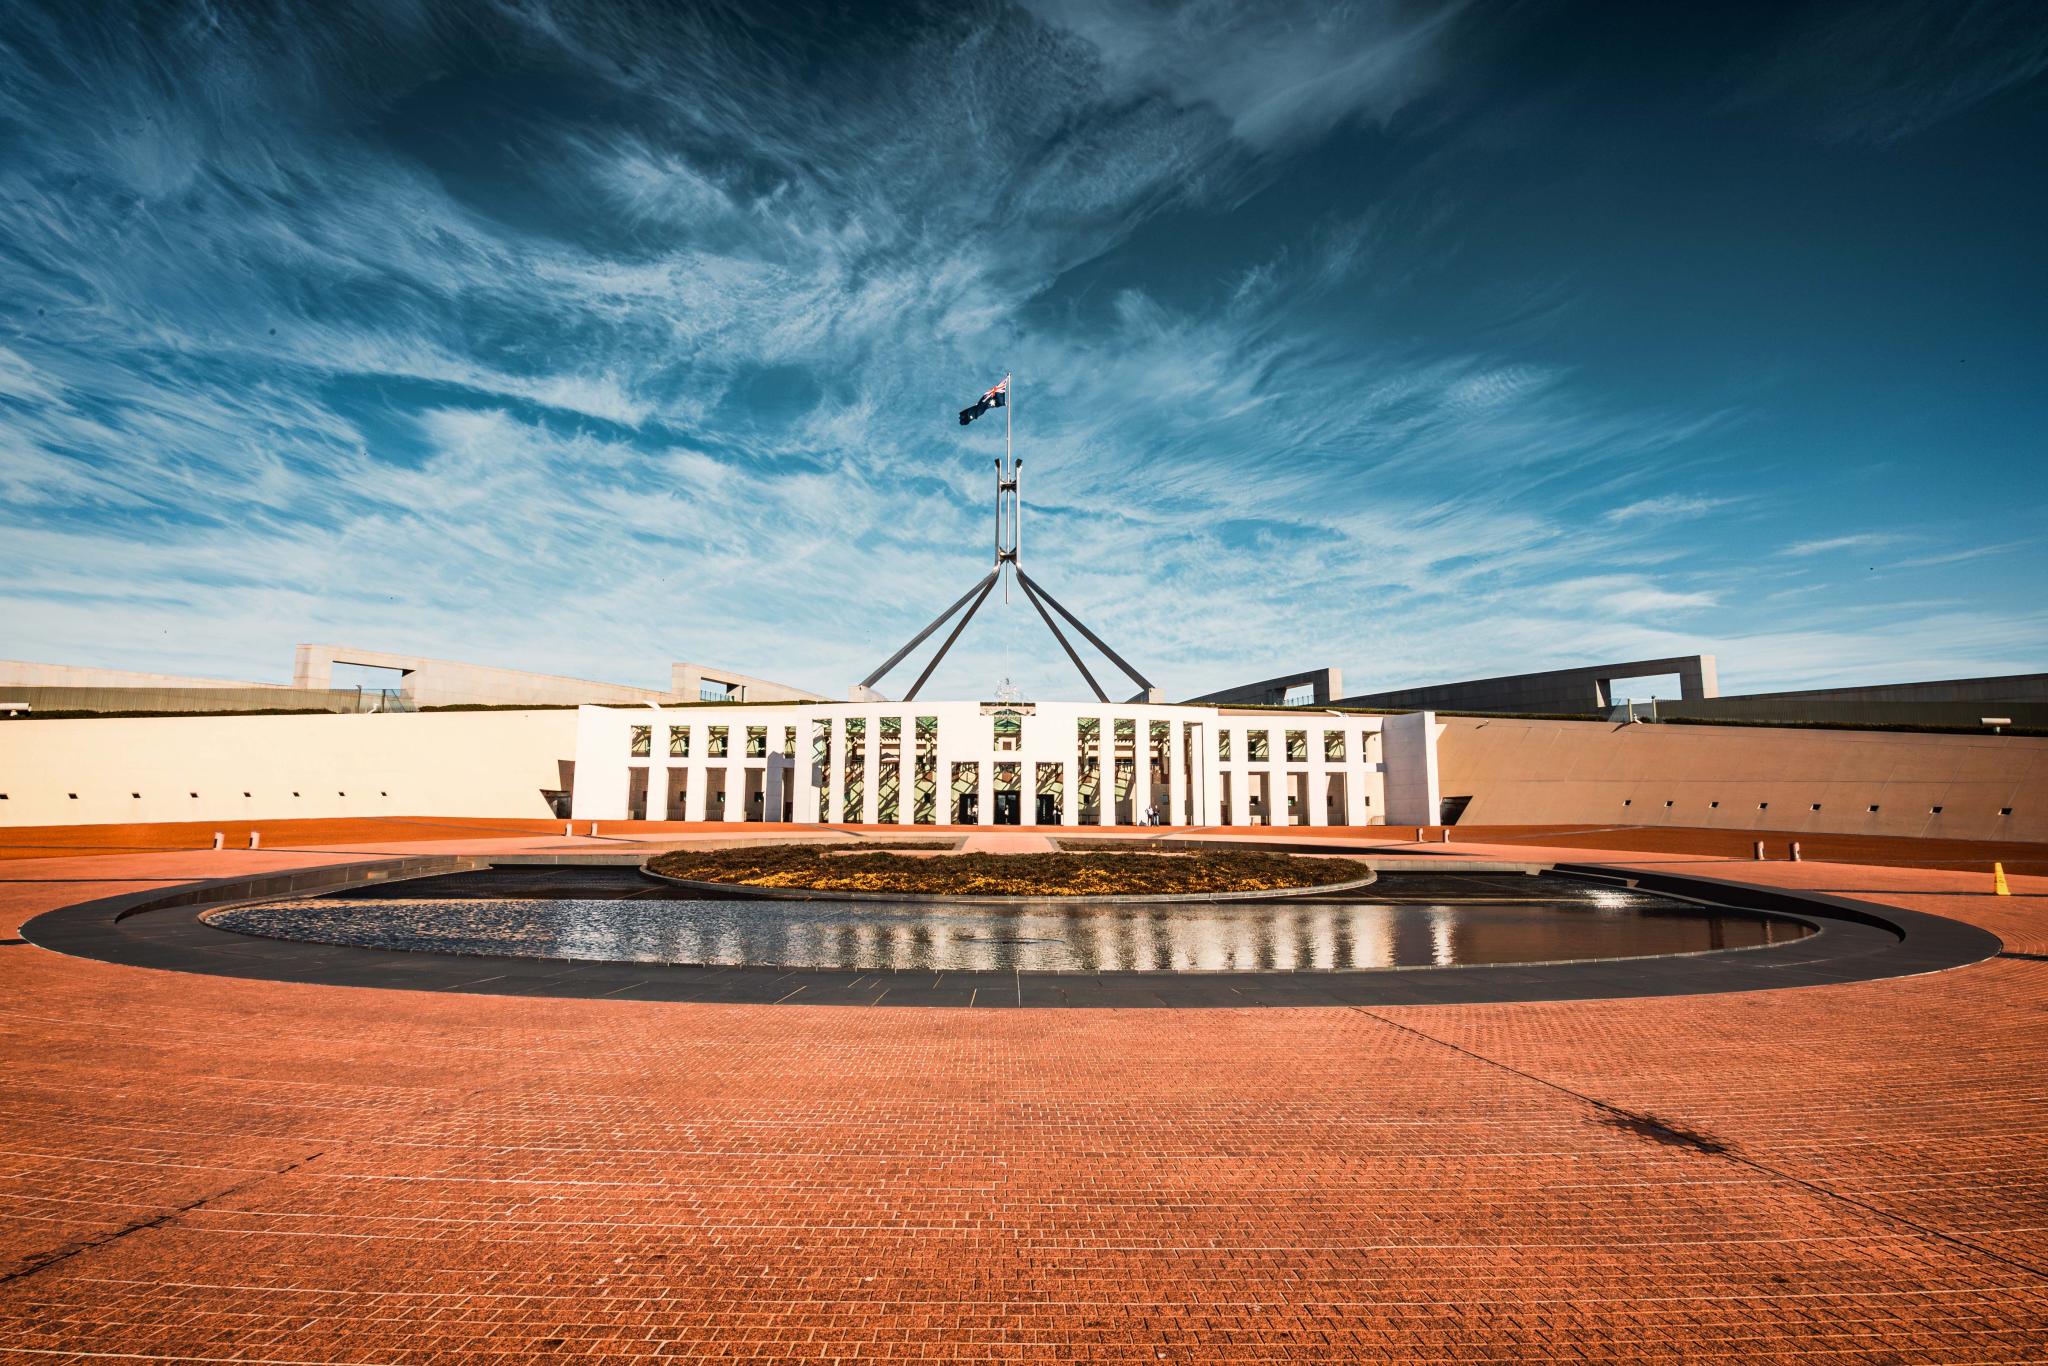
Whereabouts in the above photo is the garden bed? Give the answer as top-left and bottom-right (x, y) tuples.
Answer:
(644, 844), (1370, 898)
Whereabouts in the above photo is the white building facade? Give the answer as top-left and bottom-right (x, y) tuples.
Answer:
(571, 701), (1442, 827)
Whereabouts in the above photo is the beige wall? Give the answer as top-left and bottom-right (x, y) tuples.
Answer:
(0, 710), (579, 826)
(1440, 715), (2047, 842)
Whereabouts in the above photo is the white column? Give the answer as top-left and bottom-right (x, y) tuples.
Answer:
(1139, 719), (1161, 824)
(896, 718), (915, 826)
(794, 724), (818, 825)
(1094, 716), (1114, 826)
(723, 751), (745, 822)
(1307, 729), (1329, 828)
(976, 760), (994, 826)
(1060, 759), (1080, 825)
(1347, 725), (1372, 825)
(764, 760), (785, 823)
(1197, 726), (1221, 826)
(1166, 722), (1187, 828)
(826, 717), (847, 825)
(1227, 725), (1251, 826)
(860, 721), (880, 825)
(684, 764), (707, 822)
(647, 761), (668, 819)
(934, 718), (956, 826)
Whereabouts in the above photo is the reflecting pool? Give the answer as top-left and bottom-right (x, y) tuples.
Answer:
(207, 867), (1812, 973)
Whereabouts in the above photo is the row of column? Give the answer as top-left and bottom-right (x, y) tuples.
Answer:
(1208, 722), (1377, 827)
(785, 714), (1202, 828)
(638, 714), (1381, 827)
(636, 758), (794, 822)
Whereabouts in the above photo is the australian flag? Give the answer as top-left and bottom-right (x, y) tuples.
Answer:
(959, 376), (1008, 425)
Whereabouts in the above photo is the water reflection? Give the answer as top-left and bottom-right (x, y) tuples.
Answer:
(213, 890), (1809, 973)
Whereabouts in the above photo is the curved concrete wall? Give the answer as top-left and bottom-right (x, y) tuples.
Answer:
(1439, 715), (2046, 842)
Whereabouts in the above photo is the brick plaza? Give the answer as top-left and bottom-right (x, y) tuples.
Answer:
(1, 821), (2043, 1361)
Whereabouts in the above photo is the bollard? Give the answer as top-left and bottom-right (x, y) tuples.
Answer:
(1993, 862), (2011, 897)
(1442, 828), (1450, 843)
(564, 822), (573, 837)
(1789, 841), (1801, 862)
(211, 831), (224, 851)
(1753, 840), (1765, 861)
(589, 822), (599, 837)
(248, 831), (261, 850)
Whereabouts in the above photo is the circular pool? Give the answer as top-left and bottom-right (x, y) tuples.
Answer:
(206, 866), (1812, 974)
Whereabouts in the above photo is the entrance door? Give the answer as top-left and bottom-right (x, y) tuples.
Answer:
(994, 792), (1021, 825)
(1035, 793), (1057, 825)
(957, 792), (978, 824)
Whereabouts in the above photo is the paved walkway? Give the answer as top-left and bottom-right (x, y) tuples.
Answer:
(0, 827), (2043, 1361)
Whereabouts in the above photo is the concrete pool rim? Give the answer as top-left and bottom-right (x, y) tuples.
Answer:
(17, 849), (2002, 1008)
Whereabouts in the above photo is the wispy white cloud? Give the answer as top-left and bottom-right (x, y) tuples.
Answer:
(1777, 532), (1908, 558)
(1602, 493), (1738, 523)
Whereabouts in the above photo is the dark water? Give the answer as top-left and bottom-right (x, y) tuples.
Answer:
(206, 868), (1811, 973)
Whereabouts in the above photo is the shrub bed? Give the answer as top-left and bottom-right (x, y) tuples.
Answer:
(645, 844), (1367, 897)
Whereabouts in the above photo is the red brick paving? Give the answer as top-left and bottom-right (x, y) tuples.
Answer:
(0, 828), (2044, 1361)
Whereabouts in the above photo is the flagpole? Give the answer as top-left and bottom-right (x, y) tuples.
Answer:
(1004, 373), (1013, 602)
(1011, 373), (1019, 583)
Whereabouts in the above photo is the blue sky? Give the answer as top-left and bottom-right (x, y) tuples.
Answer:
(0, 0), (2042, 701)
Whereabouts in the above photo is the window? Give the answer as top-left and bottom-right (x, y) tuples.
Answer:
(746, 725), (767, 758)
(669, 726), (690, 758)
(1285, 730), (1307, 762)
(1709, 801), (1719, 809)
(2001, 807), (2013, 816)
(1217, 730), (1231, 761)
(1623, 799), (1632, 807)
(1758, 802), (1768, 810)
(1810, 803), (1821, 811)
(992, 711), (1023, 752)
(782, 726), (797, 757)
(630, 725), (651, 758)
(709, 725), (729, 758)
(1324, 731), (1345, 762)
(1247, 731), (1270, 762)
(1930, 805), (1943, 814)
(1867, 805), (1879, 813)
